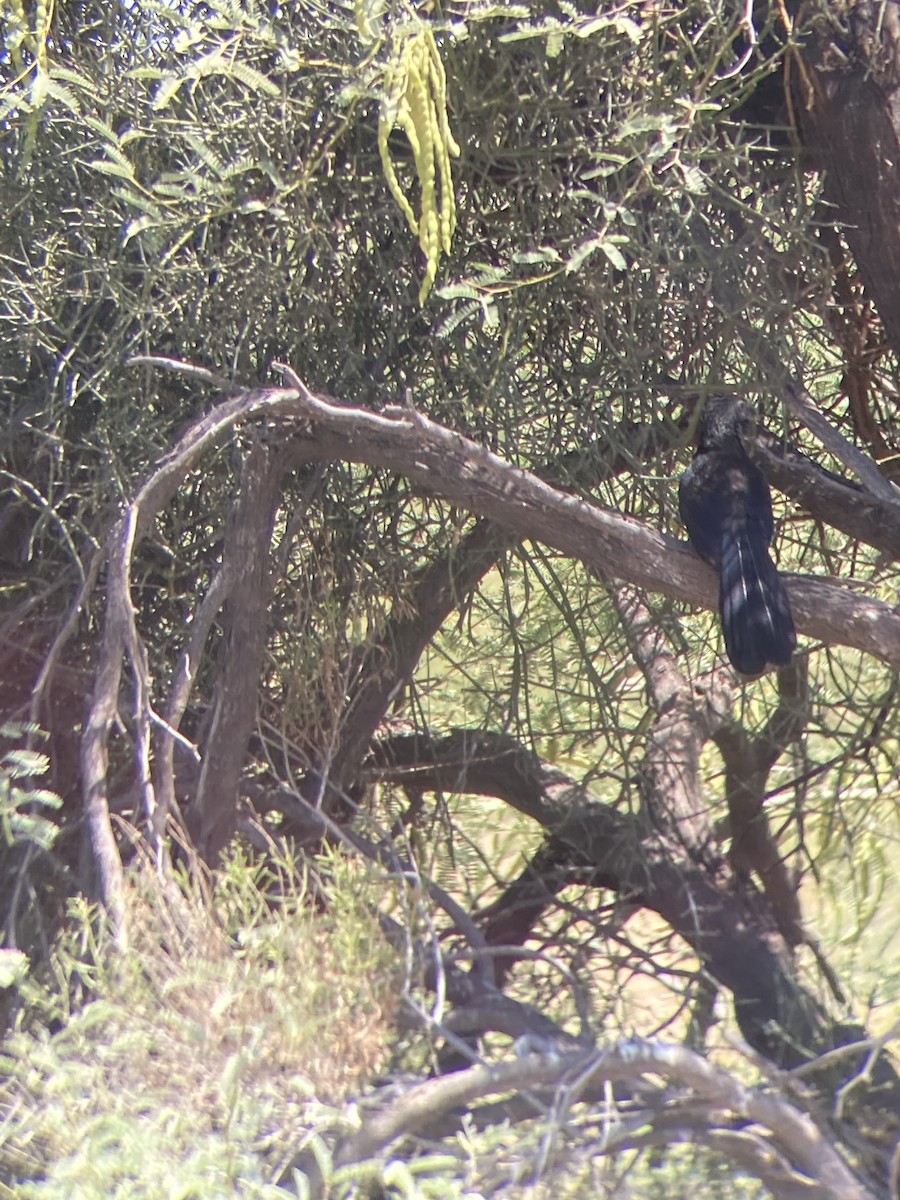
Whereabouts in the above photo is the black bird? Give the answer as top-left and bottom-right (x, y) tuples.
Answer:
(678, 396), (796, 676)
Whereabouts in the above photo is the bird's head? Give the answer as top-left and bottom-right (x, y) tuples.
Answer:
(695, 395), (757, 453)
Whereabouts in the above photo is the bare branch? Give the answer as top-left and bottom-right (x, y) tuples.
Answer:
(126, 355), (238, 392)
(80, 503), (140, 947)
(270, 384), (900, 667)
(713, 662), (810, 946)
(780, 380), (898, 504)
(151, 562), (233, 847)
(611, 584), (717, 851)
(369, 729), (836, 1067)
(332, 1038), (878, 1200)
(124, 365), (900, 668)
(753, 434), (900, 560)
(190, 441), (283, 861)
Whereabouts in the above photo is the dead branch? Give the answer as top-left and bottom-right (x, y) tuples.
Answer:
(332, 1038), (878, 1200)
(78, 372), (313, 928)
(755, 436), (900, 560)
(79, 501), (136, 947)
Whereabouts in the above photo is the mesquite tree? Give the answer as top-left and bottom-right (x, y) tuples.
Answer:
(3, 0), (900, 1194)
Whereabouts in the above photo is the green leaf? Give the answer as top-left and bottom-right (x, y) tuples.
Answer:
(434, 299), (480, 337)
(681, 164), (708, 194)
(601, 241), (628, 270)
(2, 748), (50, 778)
(44, 77), (82, 116)
(0, 949), (27, 989)
(512, 246), (561, 265)
(123, 215), (158, 247)
(565, 234), (629, 274)
(152, 74), (189, 110)
(612, 15), (643, 43)
(82, 113), (124, 144)
(468, 3), (529, 17)
(499, 19), (562, 44)
(87, 159), (137, 182)
(111, 188), (165, 219)
(616, 112), (673, 139)
(226, 61), (281, 97)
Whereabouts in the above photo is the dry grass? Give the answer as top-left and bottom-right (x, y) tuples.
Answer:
(0, 844), (400, 1197)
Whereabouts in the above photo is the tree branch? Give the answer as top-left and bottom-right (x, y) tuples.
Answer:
(331, 1038), (877, 1200)
(190, 440), (283, 861)
(129, 363), (900, 667)
(714, 662), (810, 947)
(272, 385), (900, 666)
(611, 584), (721, 852)
(369, 729), (835, 1067)
(754, 434), (900, 561)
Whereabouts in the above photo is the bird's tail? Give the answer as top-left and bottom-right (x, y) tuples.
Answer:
(719, 528), (796, 676)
